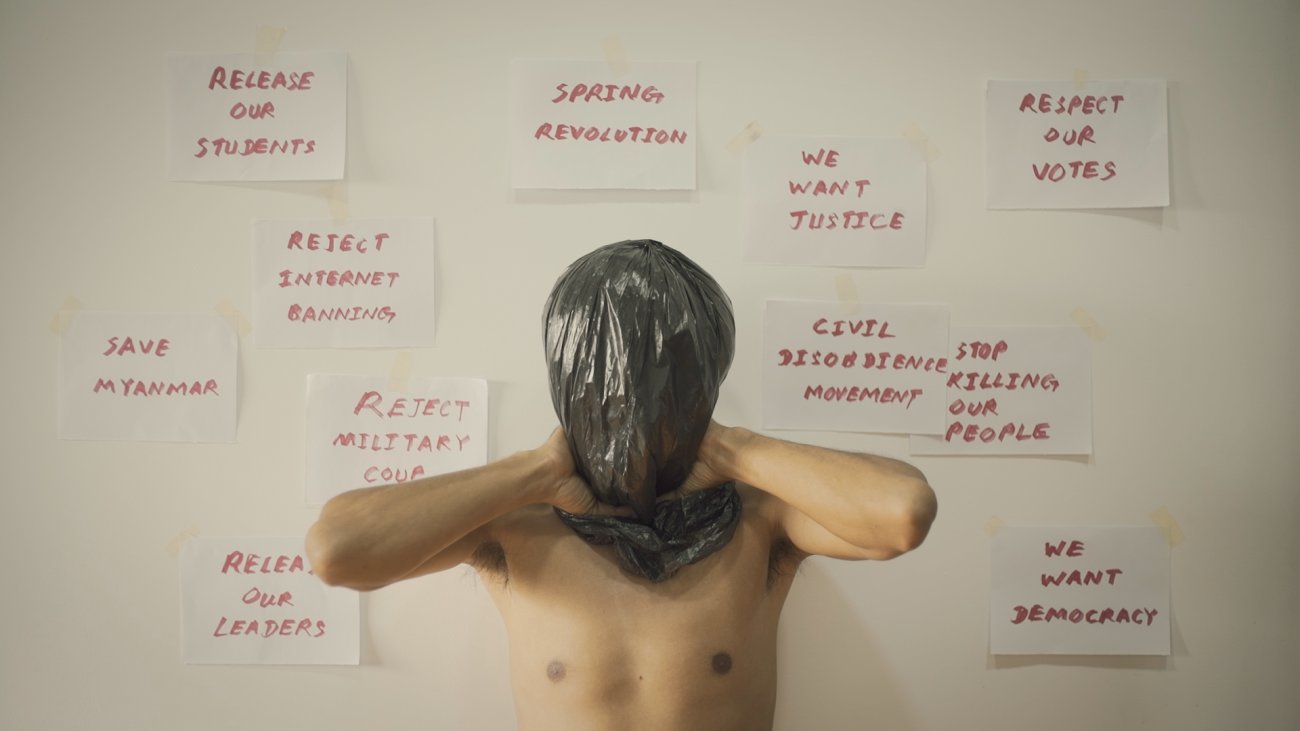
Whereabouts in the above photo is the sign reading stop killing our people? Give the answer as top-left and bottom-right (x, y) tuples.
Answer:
(762, 300), (949, 435)
(253, 219), (436, 348)
(986, 79), (1168, 209)
(910, 327), (1092, 456)
(167, 52), (347, 181)
(180, 536), (359, 665)
(510, 59), (697, 189)
(742, 137), (927, 267)
(305, 374), (489, 505)
(990, 526), (1170, 656)
(58, 311), (237, 442)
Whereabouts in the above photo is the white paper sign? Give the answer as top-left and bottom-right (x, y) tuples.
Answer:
(305, 374), (489, 505)
(511, 59), (696, 189)
(986, 79), (1169, 209)
(180, 536), (359, 665)
(58, 312), (237, 442)
(762, 300), (948, 434)
(167, 52), (347, 181)
(911, 327), (1092, 455)
(743, 137), (927, 267)
(253, 219), (436, 348)
(991, 526), (1170, 656)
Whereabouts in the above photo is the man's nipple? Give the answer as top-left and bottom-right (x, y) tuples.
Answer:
(711, 652), (732, 675)
(546, 660), (567, 682)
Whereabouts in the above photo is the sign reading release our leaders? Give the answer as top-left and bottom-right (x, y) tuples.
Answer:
(511, 59), (696, 189)
(181, 536), (359, 665)
(253, 219), (436, 348)
(167, 52), (347, 181)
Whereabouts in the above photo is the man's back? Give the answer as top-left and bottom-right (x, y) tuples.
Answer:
(475, 486), (799, 731)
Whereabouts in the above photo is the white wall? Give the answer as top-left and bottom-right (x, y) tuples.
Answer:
(2, 1), (1297, 729)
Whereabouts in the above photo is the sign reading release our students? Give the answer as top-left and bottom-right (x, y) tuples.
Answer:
(986, 79), (1168, 209)
(511, 59), (697, 189)
(167, 52), (347, 181)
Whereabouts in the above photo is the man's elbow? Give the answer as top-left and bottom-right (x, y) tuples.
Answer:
(305, 521), (367, 590)
(889, 477), (938, 556)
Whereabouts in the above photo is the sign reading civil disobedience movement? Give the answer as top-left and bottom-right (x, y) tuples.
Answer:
(762, 300), (949, 435)
(511, 58), (697, 189)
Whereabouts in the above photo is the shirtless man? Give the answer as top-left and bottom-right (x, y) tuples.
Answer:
(306, 241), (937, 730)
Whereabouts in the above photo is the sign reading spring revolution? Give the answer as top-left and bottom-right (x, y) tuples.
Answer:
(58, 311), (237, 442)
(180, 536), (359, 665)
(991, 526), (1170, 656)
(167, 52), (347, 181)
(305, 374), (488, 505)
(986, 79), (1169, 209)
(910, 327), (1092, 455)
(511, 59), (697, 189)
(762, 300), (949, 434)
(253, 219), (436, 348)
(742, 137), (927, 267)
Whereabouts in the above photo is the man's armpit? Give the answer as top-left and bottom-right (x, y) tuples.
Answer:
(469, 540), (509, 586)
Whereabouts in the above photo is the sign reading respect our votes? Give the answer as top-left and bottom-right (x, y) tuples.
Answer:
(167, 51), (347, 181)
(511, 58), (697, 189)
(986, 79), (1169, 209)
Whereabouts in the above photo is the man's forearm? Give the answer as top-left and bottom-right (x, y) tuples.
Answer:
(306, 448), (556, 590)
(713, 426), (937, 559)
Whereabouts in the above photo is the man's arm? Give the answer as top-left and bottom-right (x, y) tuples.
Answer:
(683, 422), (937, 561)
(306, 429), (596, 591)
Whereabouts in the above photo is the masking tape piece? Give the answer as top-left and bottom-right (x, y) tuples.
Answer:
(166, 526), (202, 558)
(48, 296), (84, 334)
(255, 26), (286, 64)
(214, 300), (253, 337)
(320, 183), (349, 222)
(903, 122), (940, 163)
(1073, 69), (1090, 90)
(1071, 307), (1106, 342)
(726, 121), (764, 155)
(602, 36), (631, 76)
(985, 516), (1004, 537)
(389, 352), (414, 391)
(1149, 507), (1185, 547)
(834, 273), (864, 316)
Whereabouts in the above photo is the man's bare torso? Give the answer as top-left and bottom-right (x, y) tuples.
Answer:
(470, 486), (802, 731)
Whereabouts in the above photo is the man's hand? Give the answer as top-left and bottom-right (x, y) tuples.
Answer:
(536, 428), (613, 516)
(664, 420), (738, 500)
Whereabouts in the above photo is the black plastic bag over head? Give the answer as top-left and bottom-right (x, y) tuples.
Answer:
(544, 239), (735, 520)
